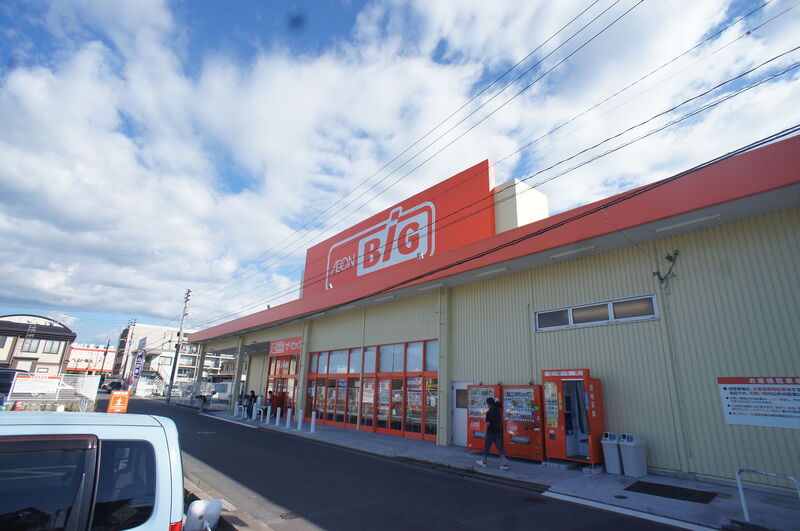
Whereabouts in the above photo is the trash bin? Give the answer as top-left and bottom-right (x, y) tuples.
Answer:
(601, 432), (623, 475)
(619, 433), (647, 477)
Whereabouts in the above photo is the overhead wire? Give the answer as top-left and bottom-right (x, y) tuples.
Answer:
(187, 10), (798, 327)
(188, 48), (800, 329)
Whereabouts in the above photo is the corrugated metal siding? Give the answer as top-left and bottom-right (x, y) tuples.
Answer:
(657, 207), (800, 485)
(243, 322), (304, 345)
(364, 292), (438, 345)
(308, 310), (365, 351)
(205, 338), (239, 351)
(246, 354), (268, 396)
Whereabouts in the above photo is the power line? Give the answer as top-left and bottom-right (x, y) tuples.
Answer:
(188, 50), (800, 329)
(197, 0), (631, 299)
(188, 34), (800, 328)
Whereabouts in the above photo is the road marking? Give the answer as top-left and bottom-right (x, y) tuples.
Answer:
(542, 491), (715, 530)
(199, 413), (257, 429)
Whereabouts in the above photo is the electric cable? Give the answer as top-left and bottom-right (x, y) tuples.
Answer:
(188, 38), (800, 327)
(188, 53), (800, 329)
(196, 0), (636, 299)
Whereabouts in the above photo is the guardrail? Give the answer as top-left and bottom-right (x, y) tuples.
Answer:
(736, 468), (800, 523)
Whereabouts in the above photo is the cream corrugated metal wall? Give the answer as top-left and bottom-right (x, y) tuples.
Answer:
(656, 207), (800, 485)
(246, 354), (267, 396)
(450, 206), (800, 483)
(309, 292), (438, 351)
(244, 322), (304, 345)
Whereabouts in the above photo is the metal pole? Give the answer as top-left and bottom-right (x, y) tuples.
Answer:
(101, 339), (110, 378)
(166, 289), (191, 404)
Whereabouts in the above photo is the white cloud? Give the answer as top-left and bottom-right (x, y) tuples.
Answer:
(1, 0), (799, 340)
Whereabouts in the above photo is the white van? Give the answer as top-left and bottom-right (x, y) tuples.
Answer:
(0, 412), (220, 530)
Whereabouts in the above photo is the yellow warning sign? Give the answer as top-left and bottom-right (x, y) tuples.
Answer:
(107, 390), (130, 413)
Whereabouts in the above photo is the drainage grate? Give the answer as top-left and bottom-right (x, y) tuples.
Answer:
(624, 481), (718, 504)
(280, 512), (301, 520)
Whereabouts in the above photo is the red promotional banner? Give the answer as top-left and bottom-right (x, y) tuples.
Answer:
(302, 160), (496, 297)
(269, 336), (303, 356)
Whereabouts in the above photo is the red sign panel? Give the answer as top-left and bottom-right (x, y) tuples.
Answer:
(303, 160), (496, 297)
(269, 336), (303, 356)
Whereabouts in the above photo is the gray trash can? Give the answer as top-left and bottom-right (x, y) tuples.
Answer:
(601, 432), (623, 475)
(619, 433), (647, 477)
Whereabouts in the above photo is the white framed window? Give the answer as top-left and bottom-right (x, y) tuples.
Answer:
(43, 340), (63, 354)
(21, 338), (40, 352)
(535, 295), (658, 332)
(0, 336), (6, 348)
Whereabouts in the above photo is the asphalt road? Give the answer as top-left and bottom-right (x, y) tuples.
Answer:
(110, 398), (676, 530)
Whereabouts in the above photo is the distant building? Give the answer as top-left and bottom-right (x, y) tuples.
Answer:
(0, 314), (77, 375)
(112, 322), (198, 387)
(64, 343), (116, 375)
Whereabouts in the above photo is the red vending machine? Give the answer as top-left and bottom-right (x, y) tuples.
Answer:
(541, 369), (605, 464)
(466, 385), (501, 453)
(502, 385), (545, 461)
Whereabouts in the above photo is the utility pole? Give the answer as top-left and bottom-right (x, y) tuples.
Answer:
(101, 338), (111, 378)
(122, 319), (137, 383)
(166, 289), (191, 404)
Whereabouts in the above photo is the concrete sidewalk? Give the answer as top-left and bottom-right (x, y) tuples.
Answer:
(189, 403), (799, 531)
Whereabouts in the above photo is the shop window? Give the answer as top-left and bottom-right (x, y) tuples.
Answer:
(329, 350), (348, 374)
(379, 344), (403, 373)
(309, 353), (317, 374)
(348, 348), (362, 373)
(325, 380), (336, 421)
(425, 340), (439, 371)
(405, 376), (422, 433)
(318, 352), (328, 374)
(425, 378), (438, 436)
(363, 346), (376, 373)
(535, 295), (657, 331)
(347, 378), (360, 424)
(390, 379), (404, 430)
(406, 342), (423, 372)
(21, 339), (40, 353)
(290, 356), (297, 374)
(376, 380), (390, 428)
(361, 377), (375, 427)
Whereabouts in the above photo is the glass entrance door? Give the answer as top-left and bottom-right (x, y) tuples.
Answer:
(325, 379), (336, 421)
(405, 376), (422, 436)
(376, 379), (390, 430)
(346, 378), (360, 426)
(390, 378), (404, 433)
(361, 377), (375, 428)
(335, 378), (346, 424)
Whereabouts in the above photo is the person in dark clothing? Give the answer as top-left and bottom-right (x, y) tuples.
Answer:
(245, 390), (257, 417)
(476, 397), (509, 470)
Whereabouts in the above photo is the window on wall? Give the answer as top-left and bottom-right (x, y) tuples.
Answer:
(318, 352), (328, 374)
(406, 342), (423, 372)
(535, 295), (658, 331)
(21, 339), (40, 352)
(0, 336), (6, 348)
(349, 348), (362, 373)
(42, 340), (62, 354)
(425, 340), (439, 371)
(329, 350), (348, 374)
(379, 344), (404, 373)
(363, 346), (376, 373)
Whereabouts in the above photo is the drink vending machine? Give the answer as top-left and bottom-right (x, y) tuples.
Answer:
(466, 385), (501, 453)
(502, 385), (545, 461)
(541, 369), (605, 464)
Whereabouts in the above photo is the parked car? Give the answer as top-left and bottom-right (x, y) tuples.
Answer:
(0, 368), (30, 405)
(0, 412), (221, 530)
(101, 380), (123, 393)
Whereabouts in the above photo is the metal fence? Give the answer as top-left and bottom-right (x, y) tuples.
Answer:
(6, 374), (101, 412)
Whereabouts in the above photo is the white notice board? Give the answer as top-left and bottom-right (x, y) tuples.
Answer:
(717, 376), (800, 429)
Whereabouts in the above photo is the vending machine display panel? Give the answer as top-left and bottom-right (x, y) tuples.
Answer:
(502, 385), (544, 461)
(467, 385), (501, 453)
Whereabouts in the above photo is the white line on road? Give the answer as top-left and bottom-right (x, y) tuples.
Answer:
(198, 413), (257, 429)
(541, 492), (715, 531)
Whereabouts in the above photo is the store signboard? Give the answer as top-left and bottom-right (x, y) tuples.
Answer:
(303, 160), (496, 297)
(717, 376), (800, 429)
(132, 350), (145, 379)
(269, 336), (303, 356)
(11, 375), (60, 395)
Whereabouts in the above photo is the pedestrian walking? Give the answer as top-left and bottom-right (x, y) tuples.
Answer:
(476, 397), (509, 470)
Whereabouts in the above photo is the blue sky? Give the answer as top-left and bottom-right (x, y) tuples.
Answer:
(0, 0), (798, 343)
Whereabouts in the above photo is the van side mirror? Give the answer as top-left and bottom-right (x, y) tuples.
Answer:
(184, 499), (222, 531)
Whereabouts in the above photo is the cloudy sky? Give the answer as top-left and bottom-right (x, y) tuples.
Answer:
(1, 0), (798, 344)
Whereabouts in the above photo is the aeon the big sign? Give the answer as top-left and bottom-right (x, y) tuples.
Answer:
(326, 202), (436, 289)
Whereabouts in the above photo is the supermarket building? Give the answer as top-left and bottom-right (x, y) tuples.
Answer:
(190, 135), (800, 485)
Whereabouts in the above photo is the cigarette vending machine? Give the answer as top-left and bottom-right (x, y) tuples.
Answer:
(541, 369), (605, 464)
(467, 385), (501, 453)
(502, 385), (545, 461)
